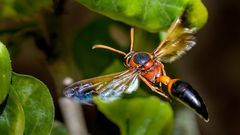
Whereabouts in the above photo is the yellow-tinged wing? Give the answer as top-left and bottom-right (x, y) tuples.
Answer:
(153, 17), (197, 63)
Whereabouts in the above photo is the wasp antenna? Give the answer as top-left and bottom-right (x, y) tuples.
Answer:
(92, 44), (127, 56)
(130, 27), (135, 52)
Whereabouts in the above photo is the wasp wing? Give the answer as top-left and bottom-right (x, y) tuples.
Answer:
(153, 17), (196, 63)
(63, 69), (139, 104)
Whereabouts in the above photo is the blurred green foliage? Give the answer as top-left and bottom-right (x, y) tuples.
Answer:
(0, 0), (52, 20)
(72, 18), (124, 77)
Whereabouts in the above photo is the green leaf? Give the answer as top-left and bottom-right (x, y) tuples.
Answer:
(185, 0), (208, 30)
(75, 0), (208, 32)
(101, 59), (126, 75)
(0, 0), (52, 20)
(50, 121), (68, 135)
(173, 106), (200, 135)
(0, 87), (25, 135)
(11, 73), (54, 135)
(95, 96), (173, 135)
(0, 42), (12, 104)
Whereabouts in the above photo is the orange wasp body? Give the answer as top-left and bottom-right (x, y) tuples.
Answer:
(64, 17), (209, 122)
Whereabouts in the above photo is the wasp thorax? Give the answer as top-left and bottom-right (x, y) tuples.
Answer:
(125, 52), (152, 68)
(133, 52), (151, 65)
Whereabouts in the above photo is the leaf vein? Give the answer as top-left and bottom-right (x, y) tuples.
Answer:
(112, 0), (118, 12)
(143, 0), (150, 22)
(5, 114), (10, 130)
(157, 1), (171, 23)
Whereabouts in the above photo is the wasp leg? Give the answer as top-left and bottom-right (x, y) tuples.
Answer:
(161, 63), (167, 76)
(158, 82), (166, 94)
(139, 75), (169, 99)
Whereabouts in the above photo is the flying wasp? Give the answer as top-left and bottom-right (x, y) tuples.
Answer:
(64, 17), (209, 122)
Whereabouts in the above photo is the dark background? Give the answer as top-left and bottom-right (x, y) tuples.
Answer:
(177, 0), (240, 135)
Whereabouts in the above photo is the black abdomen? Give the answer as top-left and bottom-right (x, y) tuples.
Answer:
(171, 80), (209, 121)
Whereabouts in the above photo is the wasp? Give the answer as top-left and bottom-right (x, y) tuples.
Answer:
(64, 17), (209, 122)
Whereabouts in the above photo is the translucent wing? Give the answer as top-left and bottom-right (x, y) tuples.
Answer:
(63, 69), (139, 104)
(153, 17), (197, 63)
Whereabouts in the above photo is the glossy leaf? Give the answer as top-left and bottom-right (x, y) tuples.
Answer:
(185, 0), (208, 30)
(95, 96), (173, 135)
(0, 0), (52, 20)
(75, 0), (208, 32)
(11, 73), (54, 135)
(0, 42), (12, 104)
(0, 87), (25, 135)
